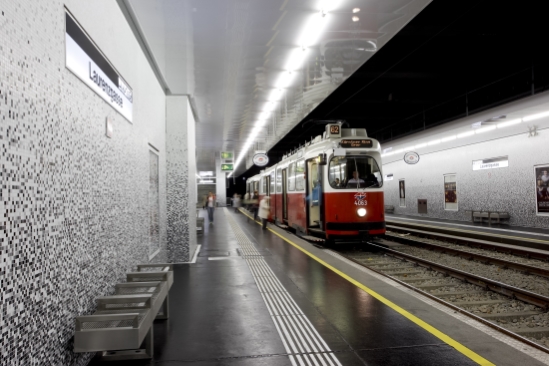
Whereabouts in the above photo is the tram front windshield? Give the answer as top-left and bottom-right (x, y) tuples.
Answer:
(328, 155), (383, 189)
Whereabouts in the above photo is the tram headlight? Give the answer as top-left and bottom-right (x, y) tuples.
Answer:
(357, 208), (367, 217)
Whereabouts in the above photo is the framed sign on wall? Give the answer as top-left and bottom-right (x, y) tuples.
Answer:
(535, 164), (549, 216)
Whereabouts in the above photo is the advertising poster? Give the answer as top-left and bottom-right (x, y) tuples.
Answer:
(399, 179), (406, 207)
(535, 165), (549, 214)
(444, 182), (457, 203)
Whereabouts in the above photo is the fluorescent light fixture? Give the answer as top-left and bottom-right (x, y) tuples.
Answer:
(297, 12), (331, 48)
(268, 88), (284, 102)
(427, 139), (441, 146)
(523, 110), (549, 122)
(250, 126), (261, 136)
(352, 16), (359, 22)
(440, 135), (456, 142)
(475, 125), (496, 134)
(276, 71), (296, 88)
(352, 7), (360, 13)
(456, 131), (475, 139)
(232, 1), (343, 177)
(263, 102), (277, 112)
(199, 171), (214, 177)
(497, 118), (521, 128)
(285, 48), (310, 71)
(258, 111), (270, 121)
(199, 180), (214, 184)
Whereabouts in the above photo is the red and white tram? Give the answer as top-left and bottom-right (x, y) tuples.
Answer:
(245, 123), (385, 244)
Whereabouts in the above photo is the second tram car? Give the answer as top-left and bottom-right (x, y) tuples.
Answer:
(246, 123), (385, 244)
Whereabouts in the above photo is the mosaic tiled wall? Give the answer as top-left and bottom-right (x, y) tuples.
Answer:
(383, 125), (549, 228)
(0, 1), (168, 364)
(166, 96), (197, 263)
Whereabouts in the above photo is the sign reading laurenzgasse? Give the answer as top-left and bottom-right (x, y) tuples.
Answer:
(472, 156), (508, 171)
(65, 11), (133, 122)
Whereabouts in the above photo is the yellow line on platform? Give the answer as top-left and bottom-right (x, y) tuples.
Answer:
(237, 210), (494, 365)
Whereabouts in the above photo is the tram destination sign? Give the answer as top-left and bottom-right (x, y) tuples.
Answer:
(340, 139), (373, 148)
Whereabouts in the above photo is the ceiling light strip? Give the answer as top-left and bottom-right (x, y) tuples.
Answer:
(381, 109), (549, 157)
(231, 1), (343, 176)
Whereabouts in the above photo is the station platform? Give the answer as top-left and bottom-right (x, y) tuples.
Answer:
(95, 208), (549, 366)
(386, 214), (549, 250)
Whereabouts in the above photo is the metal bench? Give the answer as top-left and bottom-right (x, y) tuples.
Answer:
(468, 210), (510, 225)
(197, 209), (204, 234)
(384, 205), (395, 214)
(74, 264), (173, 361)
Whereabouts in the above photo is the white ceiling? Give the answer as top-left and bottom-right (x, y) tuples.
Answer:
(124, 0), (432, 176)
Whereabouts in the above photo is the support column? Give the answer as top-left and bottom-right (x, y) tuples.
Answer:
(215, 155), (227, 206)
(166, 96), (197, 262)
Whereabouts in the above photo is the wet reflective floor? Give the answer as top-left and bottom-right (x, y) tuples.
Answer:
(93, 208), (547, 365)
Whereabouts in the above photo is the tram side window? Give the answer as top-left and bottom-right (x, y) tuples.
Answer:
(295, 160), (305, 191)
(276, 168), (282, 193)
(254, 181), (259, 193)
(328, 155), (383, 189)
(261, 176), (267, 194)
(288, 162), (296, 191)
(270, 171), (275, 195)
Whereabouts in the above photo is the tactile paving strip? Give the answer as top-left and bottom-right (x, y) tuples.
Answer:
(224, 209), (342, 366)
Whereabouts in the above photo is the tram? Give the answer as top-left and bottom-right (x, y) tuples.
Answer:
(245, 123), (385, 244)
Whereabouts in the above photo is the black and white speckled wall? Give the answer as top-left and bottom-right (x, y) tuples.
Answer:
(166, 96), (197, 263)
(382, 92), (549, 228)
(0, 1), (168, 364)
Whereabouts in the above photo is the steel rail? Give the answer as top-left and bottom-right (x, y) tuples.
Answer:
(366, 241), (549, 310)
(336, 249), (549, 355)
(384, 233), (549, 279)
(386, 222), (549, 254)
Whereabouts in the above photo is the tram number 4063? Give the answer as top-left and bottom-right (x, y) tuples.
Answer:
(354, 200), (367, 206)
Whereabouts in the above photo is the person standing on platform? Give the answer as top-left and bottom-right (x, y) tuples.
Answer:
(251, 190), (259, 221)
(258, 196), (271, 230)
(207, 192), (216, 224)
(202, 194), (208, 209)
(233, 193), (241, 212)
(244, 191), (250, 210)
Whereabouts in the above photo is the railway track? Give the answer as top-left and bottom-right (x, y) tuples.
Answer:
(386, 222), (549, 258)
(384, 231), (549, 279)
(338, 240), (549, 353)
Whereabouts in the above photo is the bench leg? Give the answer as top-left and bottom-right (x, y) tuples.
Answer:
(97, 327), (154, 361)
(156, 293), (170, 320)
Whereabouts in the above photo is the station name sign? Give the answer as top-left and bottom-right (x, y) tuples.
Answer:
(65, 11), (133, 122)
(472, 156), (508, 171)
(340, 139), (373, 148)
